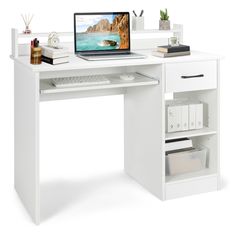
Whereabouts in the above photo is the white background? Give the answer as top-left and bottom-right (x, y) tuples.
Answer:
(0, 0), (235, 235)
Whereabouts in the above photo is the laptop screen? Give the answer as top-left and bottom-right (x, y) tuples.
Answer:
(74, 12), (130, 53)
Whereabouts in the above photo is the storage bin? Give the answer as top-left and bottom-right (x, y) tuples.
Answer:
(166, 145), (207, 176)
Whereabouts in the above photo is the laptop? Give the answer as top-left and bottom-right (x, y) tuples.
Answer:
(74, 12), (146, 61)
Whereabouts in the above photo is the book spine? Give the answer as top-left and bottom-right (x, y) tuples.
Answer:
(41, 56), (53, 65)
(158, 48), (168, 53)
(41, 47), (68, 58)
(167, 46), (190, 53)
(42, 52), (69, 59)
(158, 46), (190, 53)
(164, 51), (191, 57)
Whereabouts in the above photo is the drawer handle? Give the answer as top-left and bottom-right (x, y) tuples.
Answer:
(181, 74), (204, 79)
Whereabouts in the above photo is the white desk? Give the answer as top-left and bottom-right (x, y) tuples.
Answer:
(11, 28), (221, 224)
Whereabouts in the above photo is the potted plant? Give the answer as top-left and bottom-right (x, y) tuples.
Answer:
(159, 9), (170, 30)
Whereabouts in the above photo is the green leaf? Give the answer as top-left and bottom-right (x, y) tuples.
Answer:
(160, 8), (169, 20)
(160, 10), (164, 20)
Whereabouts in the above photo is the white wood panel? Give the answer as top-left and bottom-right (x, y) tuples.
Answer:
(165, 127), (217, 140)
(216, 59), (221, 190)
(40, 88), (125, 102)
(11, 28), (18, 58)
(13, 54), (160, 72)
(13, 27), (183, 57)
(14, 62), (40, 224)
(166, 175), (218, 199)
(124, 65), (165, 199)
(11, 52), (221, 73)
(131, 38), (168, 50)
(166, 169), (217, 183)
(17, 29), (181, 38)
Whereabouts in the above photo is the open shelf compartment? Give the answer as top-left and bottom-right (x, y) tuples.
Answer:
(40, 72), (159, 94)
(164, 89), (219, 185)
(165, 128), (218, 182)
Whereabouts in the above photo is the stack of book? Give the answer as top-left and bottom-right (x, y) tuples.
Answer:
(152, 44), (190, 58)
(41, 45), (69, 65)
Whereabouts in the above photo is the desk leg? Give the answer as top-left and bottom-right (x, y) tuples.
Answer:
(124, 84), (165, 200)
(14, 62), (40, 224)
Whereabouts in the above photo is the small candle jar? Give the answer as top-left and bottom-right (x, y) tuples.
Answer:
(168, 36), (179, 47)
(30, 47), (42, 64)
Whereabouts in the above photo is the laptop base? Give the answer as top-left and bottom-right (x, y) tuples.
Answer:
(77, 52), (146, 61)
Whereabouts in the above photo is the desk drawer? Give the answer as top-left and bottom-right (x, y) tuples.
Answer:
(165, 61), (217, 92)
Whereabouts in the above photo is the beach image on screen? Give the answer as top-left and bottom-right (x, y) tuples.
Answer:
(75, 14), (129, 51)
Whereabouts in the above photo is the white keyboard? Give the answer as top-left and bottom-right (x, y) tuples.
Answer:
(52, 75), (110, 88)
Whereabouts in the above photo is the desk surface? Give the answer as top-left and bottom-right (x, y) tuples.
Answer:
(12, 51), (221, 73)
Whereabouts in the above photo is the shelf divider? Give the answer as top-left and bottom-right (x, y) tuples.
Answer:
(165, 169), (217, 184)
(165, 127), (217, 140)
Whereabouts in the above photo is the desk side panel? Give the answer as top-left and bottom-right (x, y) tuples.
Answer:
(124, 72), (165, 199)
(14, 62), (40, 224)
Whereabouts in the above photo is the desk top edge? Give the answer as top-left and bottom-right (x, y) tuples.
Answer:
(11, 51), (222, 73)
